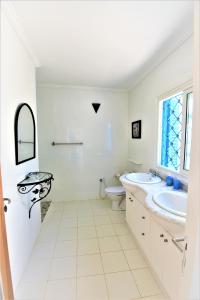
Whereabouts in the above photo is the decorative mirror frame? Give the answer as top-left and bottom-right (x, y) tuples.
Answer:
(14, 103), (36, 165)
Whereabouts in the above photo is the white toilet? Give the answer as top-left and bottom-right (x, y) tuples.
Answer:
(105, 186), (126, 211)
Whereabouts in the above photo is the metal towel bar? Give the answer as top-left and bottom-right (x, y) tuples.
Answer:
(19, 140), (34, 144)
(51, 142), (83, 146)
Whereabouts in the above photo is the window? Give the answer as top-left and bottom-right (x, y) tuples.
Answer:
(158, 88), (193, 174)
(184, 92), (193, 170)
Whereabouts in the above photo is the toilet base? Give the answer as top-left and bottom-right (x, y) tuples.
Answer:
(111, 198), (126, 211)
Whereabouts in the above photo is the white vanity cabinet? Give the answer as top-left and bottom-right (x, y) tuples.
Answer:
(126, 191), (151, 257)
(150, 218), (183, 300)
(126, 191), (183, 299)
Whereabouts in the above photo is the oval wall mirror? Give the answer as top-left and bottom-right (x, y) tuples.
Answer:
(14, 103), (36, 165)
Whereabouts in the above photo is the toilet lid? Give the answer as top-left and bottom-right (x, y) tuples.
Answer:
(105, 186), (126, 195)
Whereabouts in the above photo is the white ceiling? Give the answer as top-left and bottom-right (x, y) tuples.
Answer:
(12, 0), (193, 89)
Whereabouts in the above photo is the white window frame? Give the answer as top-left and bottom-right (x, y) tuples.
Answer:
(157, 81), (193, 178)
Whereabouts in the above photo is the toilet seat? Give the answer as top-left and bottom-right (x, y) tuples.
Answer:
(105, 186), (125, 195)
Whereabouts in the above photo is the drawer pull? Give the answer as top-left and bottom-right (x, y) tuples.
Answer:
(141, 233), (145, 236)
(142, 216), (146, 219)
(164, 239), (168, 243)
(160, 234), (164, 238)
(129, 198), (133, 202)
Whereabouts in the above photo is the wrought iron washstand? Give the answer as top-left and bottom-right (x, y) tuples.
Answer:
(17, 172), (54, 218)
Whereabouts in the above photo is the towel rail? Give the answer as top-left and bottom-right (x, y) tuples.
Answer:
(18, 140), (34, 144)
(51, 142), (83, 146)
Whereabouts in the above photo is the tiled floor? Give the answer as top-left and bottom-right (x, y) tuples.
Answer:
(15, 199), (169, 300)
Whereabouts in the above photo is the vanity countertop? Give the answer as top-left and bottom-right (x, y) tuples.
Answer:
(120, 175), (187, 230)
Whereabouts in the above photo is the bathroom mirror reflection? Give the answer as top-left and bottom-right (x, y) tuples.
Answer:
(14, 103), (36, 165)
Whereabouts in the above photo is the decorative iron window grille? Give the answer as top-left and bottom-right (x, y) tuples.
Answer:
(159, 89), (193, 173)
(161, 94), (183, 171)
(184, 92), (193, 170)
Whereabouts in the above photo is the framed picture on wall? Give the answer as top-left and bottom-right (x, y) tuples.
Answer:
(132, 120), (142, 139)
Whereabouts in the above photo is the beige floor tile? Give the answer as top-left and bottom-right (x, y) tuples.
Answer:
(94, 215), (112, 225)
(77, 254), (103, 277)
(57, 227), (77, 241)
(54, 240), (77, 257)
(105, 271), (140, 300)
(48, 257), (76, 279)
(78, 216), (94, 227)
(31, 242), (55, 259)
(118, 235), (138, 250)
(63, 206), (77, 214)
(38, 228), (58, 243)
(124, 249), (147, 269)
(76, 200), (90, 207)
(90, 199), (110, 208)
(15, 280), (46, 300)
(44, 278), (76, 300)
(78, 226), (97, 239)
(22, 258), (51, 282)
(92, 207), (108, 216)
(42, 219), (60, 231)
(64, 201), (78, 209)
(113, 223), (130, 235)
(96, 224), (115, 237)
(77, 275), (108, 300)
(140, 295), (169, 300)
(101, 251), (129, 273)
(78, 238), (99, 255)
(110, 214), (126, 224)
(98, 236), (121, 252)
(60, 217), (77, 228)
(108, 210), (125, 217)
(77, 208), (93, 217)
(50, 201), (65, 209)
(132, 268), (161, 297)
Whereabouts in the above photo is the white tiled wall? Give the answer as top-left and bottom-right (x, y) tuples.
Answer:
(37, 86), (128, 201)
(128, 36), (193, 172)
(1, 12), (40, 289)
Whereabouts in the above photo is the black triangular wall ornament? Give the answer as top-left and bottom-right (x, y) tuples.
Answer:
(92, 103), (101, 113)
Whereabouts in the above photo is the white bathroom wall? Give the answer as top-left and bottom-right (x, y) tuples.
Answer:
(37, 86), (128, 201)
(0, 11), (40, 290)
(128, 36), (193, 172)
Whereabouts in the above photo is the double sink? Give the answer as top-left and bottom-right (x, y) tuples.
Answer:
(123, 172), (187, 219)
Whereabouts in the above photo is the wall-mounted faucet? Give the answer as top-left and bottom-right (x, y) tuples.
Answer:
(149, 168), (160, 178)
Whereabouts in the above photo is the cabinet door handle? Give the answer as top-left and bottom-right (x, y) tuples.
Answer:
(141, 233), (145, 236)
(160, 234), (164, 238)
(142, 216), (145, 219)
(129, 198), (133, 202)
(164, 239), (168, 243)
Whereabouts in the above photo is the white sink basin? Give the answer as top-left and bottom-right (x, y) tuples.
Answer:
(125, 172), (161, 184)
(153, 191), (187, 218)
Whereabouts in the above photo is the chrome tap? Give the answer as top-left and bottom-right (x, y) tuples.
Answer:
(149, 169), (160, 178)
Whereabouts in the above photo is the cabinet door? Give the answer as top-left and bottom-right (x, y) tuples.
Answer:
(126, 192), (137, 233)
(150, 218), (164, 278)
(136, 202), (151, 258)
(150, 219), (183, 299)
(162, 234), (182, 299)
(126, 192), (151, 258)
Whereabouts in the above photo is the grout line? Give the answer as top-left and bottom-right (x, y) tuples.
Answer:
(130, 268), (142, 298)
(75, 211), (78, 300)
(42, 202), (65, 300)
(95, 219), (110, 300)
